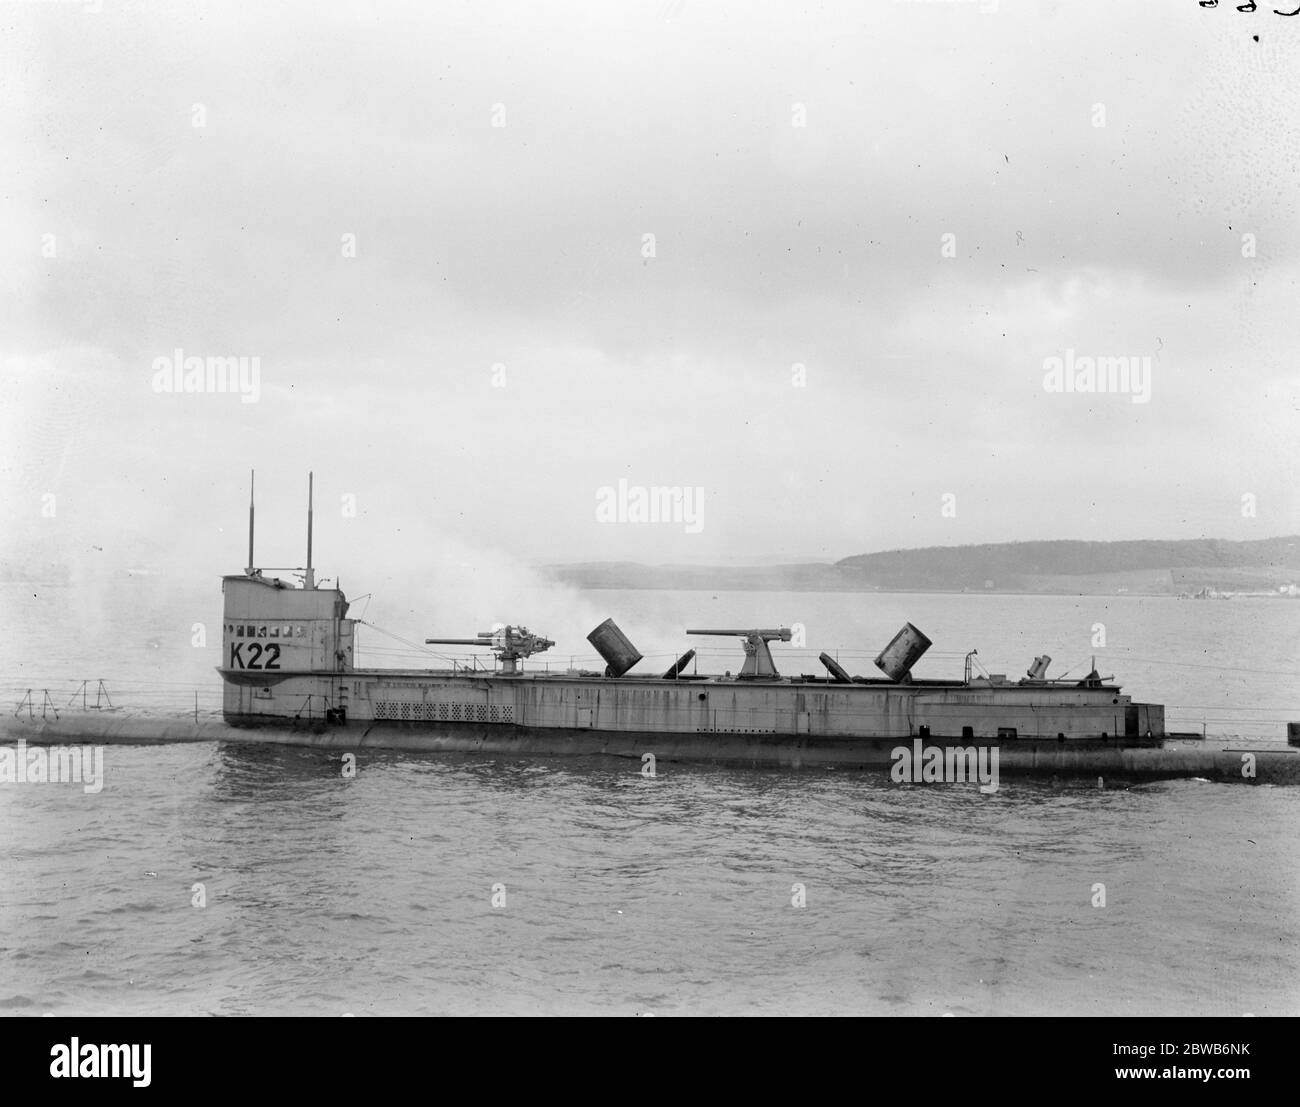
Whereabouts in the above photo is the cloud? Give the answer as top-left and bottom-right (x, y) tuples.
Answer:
(2, 0), (1297, 579)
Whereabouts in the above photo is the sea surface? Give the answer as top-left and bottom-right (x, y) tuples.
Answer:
(1, 580), (1297, 1016)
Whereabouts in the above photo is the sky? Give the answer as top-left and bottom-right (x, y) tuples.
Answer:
(3, 0), (1298, 593)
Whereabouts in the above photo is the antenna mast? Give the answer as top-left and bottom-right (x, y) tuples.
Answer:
(305, 471), (315, 589)
(247, 469), (256, 574)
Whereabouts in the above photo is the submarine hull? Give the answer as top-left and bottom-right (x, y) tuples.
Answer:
(5, 714), (1297, 785)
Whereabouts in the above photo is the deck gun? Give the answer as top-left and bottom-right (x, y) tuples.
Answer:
(686, 627), (792, 679)
(425, 625), (554, 674)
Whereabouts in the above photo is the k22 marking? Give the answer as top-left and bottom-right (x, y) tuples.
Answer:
(230, 642), (281, 669)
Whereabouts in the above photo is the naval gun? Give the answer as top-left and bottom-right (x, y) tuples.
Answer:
(424, 625), (554, 675)
(686, 627), (792, 679)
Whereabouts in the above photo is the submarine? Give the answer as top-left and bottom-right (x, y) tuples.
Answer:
(7, 474), (1299, 786)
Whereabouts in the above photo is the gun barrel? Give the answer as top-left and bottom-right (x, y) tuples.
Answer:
(687, 628), (790, 639)
(424, 638), (492, 646)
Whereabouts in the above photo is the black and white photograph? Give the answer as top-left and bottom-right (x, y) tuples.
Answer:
(2, 0), (1298, 1047)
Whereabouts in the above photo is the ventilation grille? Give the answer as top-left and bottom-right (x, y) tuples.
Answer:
(374, 701), (512, 724)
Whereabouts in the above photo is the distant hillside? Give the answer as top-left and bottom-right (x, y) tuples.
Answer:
(546, 536), (1300, 594)
(835, 537), (1300, 592)
(545, 561), (850, 592)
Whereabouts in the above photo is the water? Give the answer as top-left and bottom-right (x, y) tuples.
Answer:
(1, 581), (1298, 1015)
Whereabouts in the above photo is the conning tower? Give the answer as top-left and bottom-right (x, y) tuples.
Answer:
(220, 472), (354, 723)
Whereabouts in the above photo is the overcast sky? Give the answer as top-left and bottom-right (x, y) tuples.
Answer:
(3, 0), (1298, 584)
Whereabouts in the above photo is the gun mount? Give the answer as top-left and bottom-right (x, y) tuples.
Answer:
(686, 627), (792, 679)
(425, 625), (555, 675)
